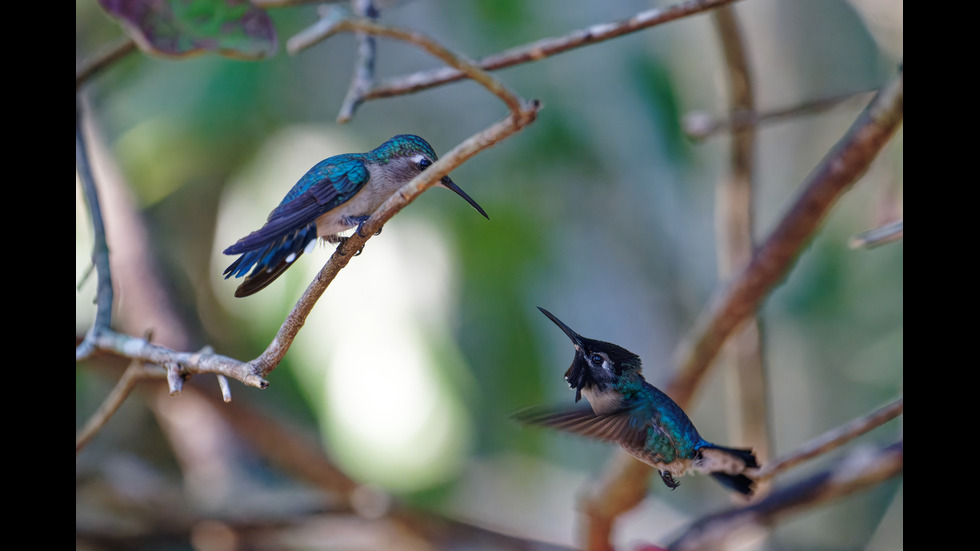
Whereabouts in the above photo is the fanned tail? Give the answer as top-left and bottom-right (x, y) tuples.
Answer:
(710, 472), (756, 496)
(223, 223), (318, 297)
(698, 444), (759, 496)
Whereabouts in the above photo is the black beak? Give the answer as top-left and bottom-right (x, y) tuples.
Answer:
(440, 176), (490, 220)
(538, 307), (584, 349)
(539, 307), (590, 402)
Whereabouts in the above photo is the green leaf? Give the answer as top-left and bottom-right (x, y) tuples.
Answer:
(98, 0), (277, 59)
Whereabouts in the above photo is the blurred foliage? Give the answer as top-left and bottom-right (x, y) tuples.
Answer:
(77, 0), (902, 549)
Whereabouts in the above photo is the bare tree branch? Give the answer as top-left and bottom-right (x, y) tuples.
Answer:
(321, 0), (742, 119)
(76, 37), (137, 90)
(754, 397), (903, 481)
(667, 441), (903, 551)
(683, 90), (877, 141)
(337, 1), (379, 123)
(850, 219), (903, 249)
(76, 358), (163, 452)
(288, 16), (525, 113)
(82, 330), (269, 388)
(75, 102), (115, 361)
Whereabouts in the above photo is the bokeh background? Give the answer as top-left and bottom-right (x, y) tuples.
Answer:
(76, 0), (903, 549)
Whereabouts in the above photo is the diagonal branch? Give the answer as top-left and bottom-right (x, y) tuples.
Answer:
(288, 15), (524, 113)
(850, 219), (903, 249)
(754, 396), (903, 481)
(365, 0), (742, 100)
(683, 89), (877, 142)
(336, 0), (379, 123)
(296, 0), (741, 120)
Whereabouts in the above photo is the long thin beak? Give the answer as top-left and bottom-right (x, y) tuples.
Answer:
(439, 176), (489, 220)
(538, 307), (584, 349)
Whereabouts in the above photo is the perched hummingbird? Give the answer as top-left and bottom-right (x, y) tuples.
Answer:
(516, 307), (759, 495)
(223, 134), (488, 297)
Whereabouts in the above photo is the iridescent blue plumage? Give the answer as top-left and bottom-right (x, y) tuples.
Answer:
(222, 134), (488, 297)
(516, 308), (760, 495)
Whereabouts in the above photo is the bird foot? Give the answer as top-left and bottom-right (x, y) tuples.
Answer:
(659, 471), (680, 490)
(333, 236), (365, 257)
(356, 221), (383, 238)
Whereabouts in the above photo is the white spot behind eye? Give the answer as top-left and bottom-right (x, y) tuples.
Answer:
(411, 154), (426, 164)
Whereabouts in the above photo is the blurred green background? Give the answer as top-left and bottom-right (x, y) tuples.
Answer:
(76, 0), (902, 549)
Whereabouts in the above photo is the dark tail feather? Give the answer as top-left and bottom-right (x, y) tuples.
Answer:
(700, 444), (759, 496)
(707, 445), (759, 469)
(223, 223), (318, 297)
(234, 258), (293, 297)
(711, 472), (756, 496)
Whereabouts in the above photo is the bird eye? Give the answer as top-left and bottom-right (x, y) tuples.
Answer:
(417, 158), (432, 170)
(590, 353), (603, 365)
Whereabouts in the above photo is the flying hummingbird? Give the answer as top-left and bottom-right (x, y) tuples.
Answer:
(516, 307), (759, 495)
(222, 134), (488, 297)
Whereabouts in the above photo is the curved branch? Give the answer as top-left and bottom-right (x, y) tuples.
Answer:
(754, 397), (903, 481)
(288, 15), (524, 114)
(362, 0), (742, 103)
(337, 1), (379, 123)
(683, 90), (877, 141)
(75, 102), (115, 360)
(76, 37), (137, 90)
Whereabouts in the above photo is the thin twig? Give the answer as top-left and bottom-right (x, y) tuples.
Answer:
(754, 397), (903, 481)
(76, 37), (137, 90)
(667, 441), (903, 551)
(683, 90), (878, 141)
(288, 17), (523, 113)
(361, 0), (742, 105)
(849, 219), (903, 249)
(76, 359), (164, 452)
(337, 1), (379, 123)
(76, 102), (115, 360)
(85, 329), (270, 388)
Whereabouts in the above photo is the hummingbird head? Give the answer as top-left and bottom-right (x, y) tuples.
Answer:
(371, 134), (489, 219)
(538, 307), (643, 402)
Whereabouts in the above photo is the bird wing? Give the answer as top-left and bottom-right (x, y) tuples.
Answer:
(513, 404), (648, 449)
(224, 158), (370, 255)
(221, 158), (370, 296)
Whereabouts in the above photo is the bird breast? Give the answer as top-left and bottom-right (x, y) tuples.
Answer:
(314, 176), (405, 238)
